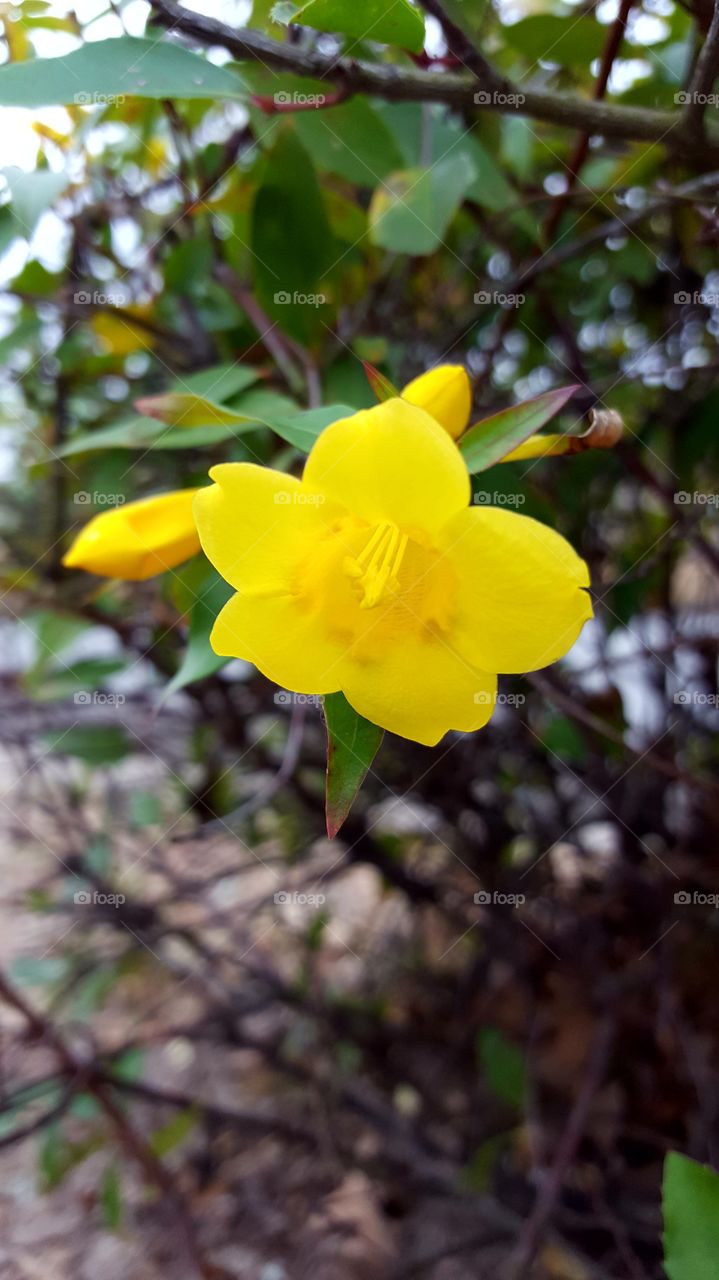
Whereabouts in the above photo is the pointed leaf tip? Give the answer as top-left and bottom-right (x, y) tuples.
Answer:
(323, 692), (383, 837)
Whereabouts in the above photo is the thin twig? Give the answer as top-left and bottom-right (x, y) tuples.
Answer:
(507, 1015), (616, 1279)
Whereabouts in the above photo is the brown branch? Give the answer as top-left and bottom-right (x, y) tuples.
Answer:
(146, 0), (719, 162)
(0, 971), (215, 1280)
(685, 0), (719, 134)
(415, 0), (504, 86)
(507, 1015), (616, 1278)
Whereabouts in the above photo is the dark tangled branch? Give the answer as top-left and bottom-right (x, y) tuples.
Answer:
(147, 0), (719, 163)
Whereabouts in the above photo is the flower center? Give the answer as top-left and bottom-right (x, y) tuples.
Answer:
(342, 520), (409, 609)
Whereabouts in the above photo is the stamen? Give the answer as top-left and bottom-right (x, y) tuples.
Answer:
(343, 521), (409, 608)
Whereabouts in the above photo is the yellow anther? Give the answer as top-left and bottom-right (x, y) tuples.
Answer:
(343, 521), (408, 608)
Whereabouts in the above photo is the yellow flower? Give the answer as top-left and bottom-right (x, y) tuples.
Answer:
(401, 364), (471, 439)
(194, 400), (592, 746)
(63, 489), (202, 581)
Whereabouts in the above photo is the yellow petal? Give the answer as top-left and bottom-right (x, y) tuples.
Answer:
(210, 591), (346, 696)
(193, 464), (331, 593)
(303, 398), (470, 536)
(401, 365), (472, 439)
(443, 506), (592, 673)
(212, 585), (497, 745)
(63, 489), (201, 581)
(342, 640), (497, 746)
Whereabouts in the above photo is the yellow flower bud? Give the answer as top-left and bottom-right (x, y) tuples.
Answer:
(401, 365), (472, 440)
(63, 489), (202, 581)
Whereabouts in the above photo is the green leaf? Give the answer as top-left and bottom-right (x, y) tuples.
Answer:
(0, 36), (246, 107)
(2, 167), (69, 235)
(251, 127), (335, 342)
(369, 153), (476, 256)
(58, 364), (261, 456)
(133, 391), (259, 428)
(464, 135), (524, 216)
(504, 15), (608, 66)
(663, 1153), (719, 1280)
(477, 1028), (527, 1107)
(162, 572), (234, 700)
(323, 692), (383, 838)
(292, 0), (425, 52)
(11, 955), (70, 988)
(270, 404), (354, 452)
(150, 388), (298, 450)
(100, 1165), (123, 1231)
(149, 1108), (199, 1158)
(38, 1125), (102, 1191)
(24, 657), (126, 703)
(293, 97), (404, 185)
(459, 386), (579, 474)
(42, 725), (130, 765)
(58, 414), (166, 456)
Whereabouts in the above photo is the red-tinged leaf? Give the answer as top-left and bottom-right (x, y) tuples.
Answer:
(459, 385), (580, 474)
(363, 361), (400, 404)
(323, 692), (383, 838)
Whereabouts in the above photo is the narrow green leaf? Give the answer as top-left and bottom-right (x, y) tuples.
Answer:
(150, 388), (298, 450)
(323, 692), (383, 838)
(57, 365), (261, 456)
(133, 391), (257, 428)
(149, 1108), (199, 1158)
(41, 725), (130, 765)
(663, 1153), (719, 1280)
(292, 0), (425, 52)
(459, 385), (579, 474)
(100, 1165), (123, 1231)
(0, 37), (246, 107)
(477, 1028), (527, 1107)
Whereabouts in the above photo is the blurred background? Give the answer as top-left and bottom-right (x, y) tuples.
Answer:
(0, 0), (718, 1277)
